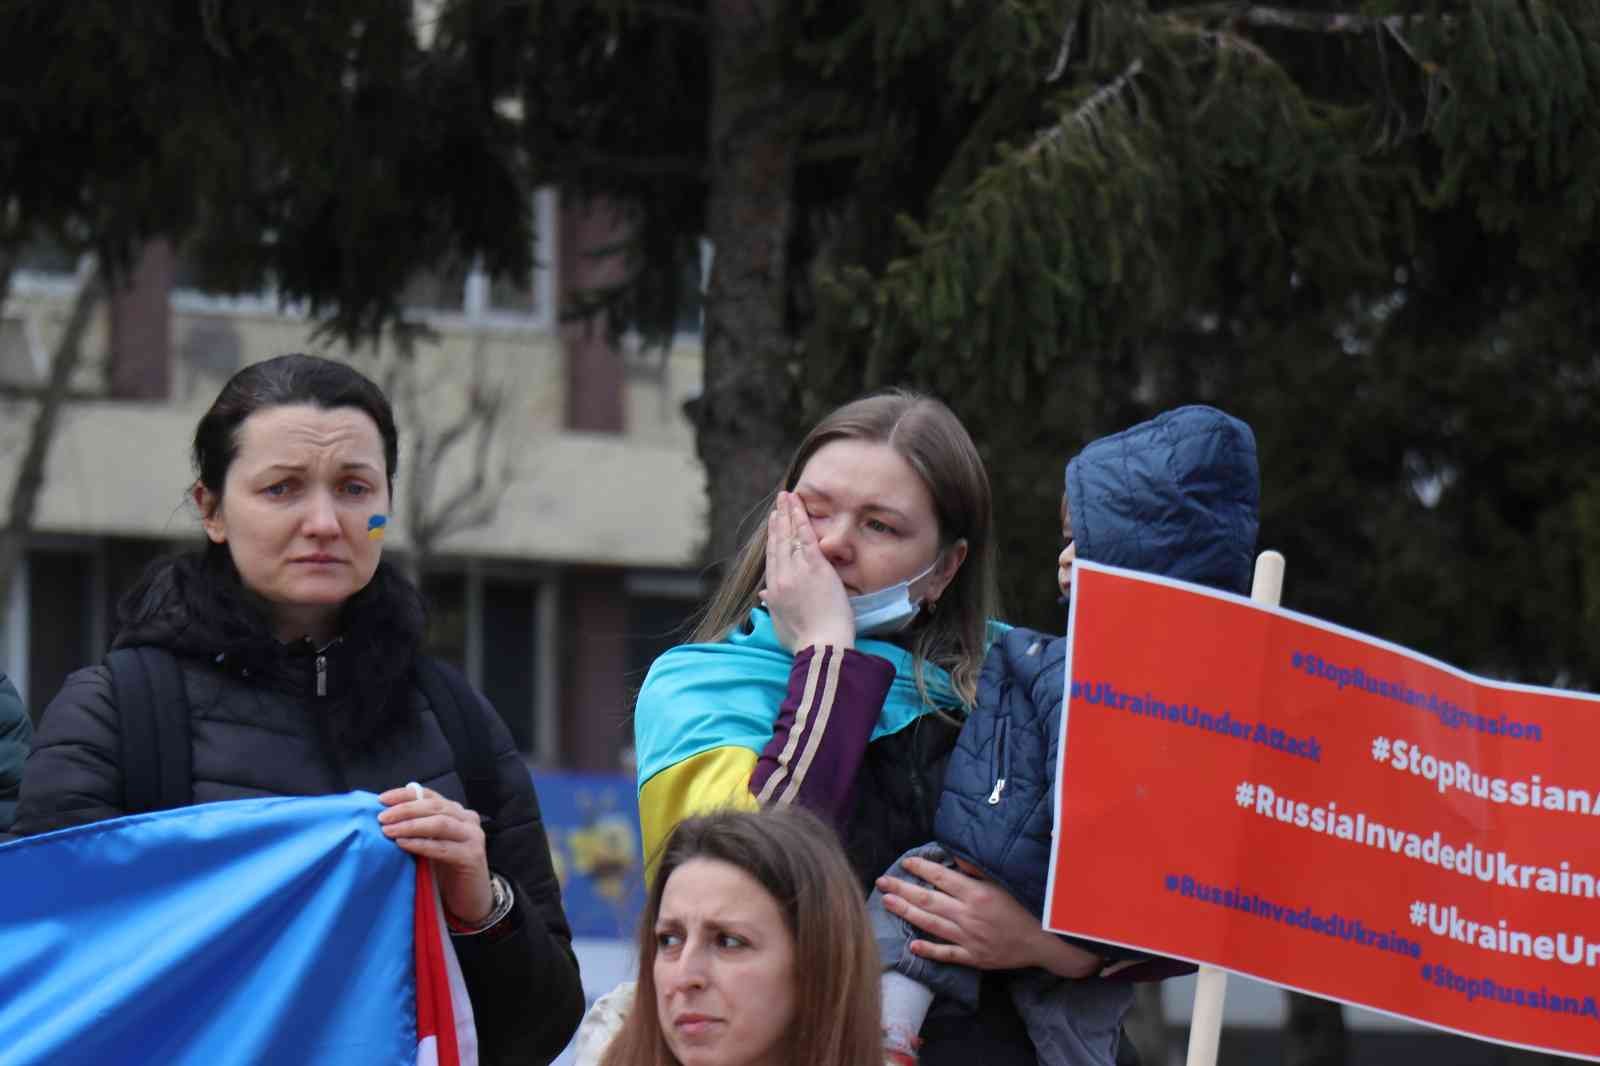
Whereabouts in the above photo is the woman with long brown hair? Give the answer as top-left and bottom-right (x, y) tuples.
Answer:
(632, 389), (1104, 1064)
(596, 807), (882, 1066)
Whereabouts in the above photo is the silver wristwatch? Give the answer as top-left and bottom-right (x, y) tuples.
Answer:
(448, 872), (514, 936)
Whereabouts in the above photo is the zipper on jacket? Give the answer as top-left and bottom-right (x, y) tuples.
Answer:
(987, 719), (1009, 805)
(315, 654), (327, 697)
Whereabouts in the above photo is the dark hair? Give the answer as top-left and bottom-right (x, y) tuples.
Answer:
(115, 353), (423, 753)
(600, 808), (883, 1066)
(193, 352), (400, 502)
(691, 388), (996, 706)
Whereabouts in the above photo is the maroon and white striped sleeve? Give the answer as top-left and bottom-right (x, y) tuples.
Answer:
(748, 644), (896, 829)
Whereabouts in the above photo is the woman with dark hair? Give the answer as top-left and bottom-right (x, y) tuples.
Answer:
(632, 390), (1117, 1064)
(13, 353), (582, 1064)
(591, 806), (883, 1066)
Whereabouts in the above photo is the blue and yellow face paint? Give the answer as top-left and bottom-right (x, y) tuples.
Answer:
(367, 514), (388, 542)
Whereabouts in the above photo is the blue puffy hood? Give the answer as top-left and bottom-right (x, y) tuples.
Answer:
(1065, 405), (1260, 594)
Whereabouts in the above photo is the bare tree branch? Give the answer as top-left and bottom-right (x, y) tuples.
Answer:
(429, 371), (506, 529)
(380, 328), (515, 573)
(423, 411), (475, 472)
(0, 258), (103, 609)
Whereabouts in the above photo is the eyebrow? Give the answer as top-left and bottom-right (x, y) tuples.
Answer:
(793, 483), (913, 523)
(865, 503), (912, 523)
(657, 912), (758, 931)
(258, 461), (382, 475)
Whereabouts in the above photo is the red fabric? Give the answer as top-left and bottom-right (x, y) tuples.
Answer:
(415, 859), (462, 1066)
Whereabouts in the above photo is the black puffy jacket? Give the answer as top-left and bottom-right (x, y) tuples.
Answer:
(0, 672), (30, 831)
(13, 558), (583, 1066)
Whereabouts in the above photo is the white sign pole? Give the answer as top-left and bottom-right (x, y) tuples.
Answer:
(1182, 549), (1284, 1066)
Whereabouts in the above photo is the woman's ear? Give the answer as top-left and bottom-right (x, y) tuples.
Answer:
(926, 539), (968, 603)
(195, 483), (226, 544)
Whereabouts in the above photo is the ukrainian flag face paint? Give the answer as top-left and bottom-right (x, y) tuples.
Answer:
(367, 514), (388, 541)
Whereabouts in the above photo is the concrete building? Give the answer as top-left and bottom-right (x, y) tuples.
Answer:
(0, 191), (706, 773)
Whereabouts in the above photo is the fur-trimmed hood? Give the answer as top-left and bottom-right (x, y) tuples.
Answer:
(114, 550), (427, 750)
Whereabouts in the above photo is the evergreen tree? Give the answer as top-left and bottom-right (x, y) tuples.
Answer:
(0, 0), (530, 606)
(485, 3), (1600, 1062)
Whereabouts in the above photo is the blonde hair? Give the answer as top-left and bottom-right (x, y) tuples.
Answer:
(690, 389), (996, 705)
(598, 807), (884, 1066)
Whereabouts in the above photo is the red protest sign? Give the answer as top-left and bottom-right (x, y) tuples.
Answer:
(1046, 560), (1600, 1060)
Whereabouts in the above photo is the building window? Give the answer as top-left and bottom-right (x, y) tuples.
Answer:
(23, 547), (101, 719)
(624, 572), (706, 690)
(480, 577), (538, 753)
(421, 571), (469, 675)
(421, 566), (547, 759)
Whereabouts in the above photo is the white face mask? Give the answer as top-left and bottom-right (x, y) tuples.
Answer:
(848, 556), (943, 637)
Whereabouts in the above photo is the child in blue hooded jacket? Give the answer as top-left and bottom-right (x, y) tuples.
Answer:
(869, 405), (1260, 1066)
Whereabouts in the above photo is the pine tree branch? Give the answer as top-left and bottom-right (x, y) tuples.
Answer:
(1174, 5), (1435, 35)
(801, 133), (883, 164)
(624, 2), (707, 28)
(1379, 18), (1434, 73)
(570, 152), (706, 180)
(1025, 58), (1144, 160)
(570, 132), (882, 181)
(1045, 1), (1083, 83)
(1175, 1), (1451, 71)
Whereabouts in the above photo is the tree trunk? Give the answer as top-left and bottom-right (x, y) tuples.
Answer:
(695, 0), (800, 565)
(0, 260), (103, 612)
(1283, 991), (1346, 1066)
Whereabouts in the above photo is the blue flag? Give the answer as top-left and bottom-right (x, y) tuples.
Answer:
(0, 793), (474, 1066)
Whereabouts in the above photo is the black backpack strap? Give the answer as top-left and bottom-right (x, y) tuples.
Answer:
(413, 655), (498, 821)
(106, 646), (192, 814)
